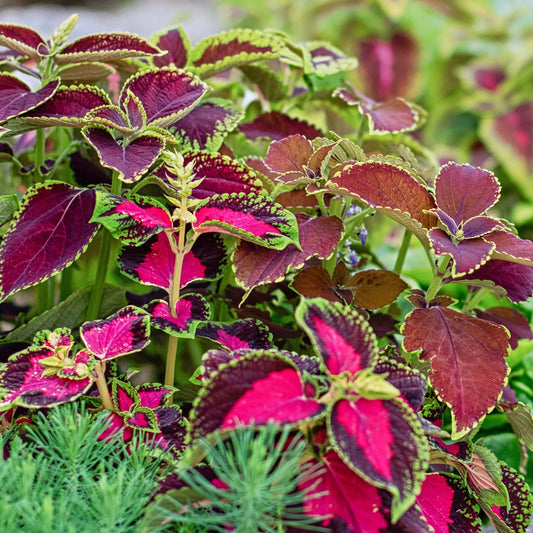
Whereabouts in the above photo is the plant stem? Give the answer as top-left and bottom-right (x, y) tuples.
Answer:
(425, 255), (451, 302)
(34, 128), (45, 180)
(462, 288), (488, 314)
(95, 361), (114, 410)
(393, 229), (412, 275)
(85, 172), (121, 321)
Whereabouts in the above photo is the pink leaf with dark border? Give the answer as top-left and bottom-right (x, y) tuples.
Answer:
(83, 126), (164, 183)
(0, 23), (48, 61)
(233, 214), (343, 292)
(198, 319), (273, 351)
(152, 27), (188, 68)
(299, 449), (388, 533)
(92, 191), (172, 245)
(403, 306), (509, 438)
(296, 298), (377, 375)
(0, 75), (59, 123)
(80, 305), (150, 361)
(118, 232), (226, 292)
(189, 351), (324, 439)
(119, 68), (207, 128)
(55, 33), (161, 64)
(0, 182), (98, 301)
(329, 395), (428, 520)
(193, 192), (299, 249)
(146, 294), (209, 338)
(239, 111), (323, 140)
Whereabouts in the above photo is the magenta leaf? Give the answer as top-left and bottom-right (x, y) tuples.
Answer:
(83, 126), (165, 183)
(295, 298), (377, 375)
(92, 191), (172, 245)
(299, 449), (388, 533)
(118, 232), (226, 292)
(0, 75), (59, 124)
(55, 33), (161, 64)
(189, 351), (325, 439)
(152, 26), (189, 68)
(17, 85), (111, 127)
(87, 105), (133, 135)
(198, 319), (273, 351)
(239, 111), (323, 141)
(329, 396), (428, 519)
(192, 192), (299, 249)
(169, 100), (243, 151)
(119, 68), (208, 128)
(0, 329), (93, 409)
(0, 23), (48, 61)
(403, 305), (510, 438)
(233, 214), (343, 292)
(0, 182), (98, 301)
(146, 294), (209, 338)
(80, 305), (150, 361)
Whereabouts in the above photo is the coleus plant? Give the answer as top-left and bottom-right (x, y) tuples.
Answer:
(0, 14), (532, 533)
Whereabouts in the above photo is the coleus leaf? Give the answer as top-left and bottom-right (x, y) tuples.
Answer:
(56, 62), (115, 83)
(189, 28), (284, 79)
(298, 449), (389, 533)
(16, 85), (111, 128)
(146, 293), (209, 338)
(54, 32), (161, 64)
(327, 158), (437, 245)
(0, 329), (93, 409)
(169, 99), (243, 152)
(239, 110), (324, 141)
(151, 26), (189, 68)
(402, 303), (510, 438)
(189, 351), (325, 440)
(301, 41), (357, 78)
(91, 190), (172, 246)
(328, 395), (428, 520)
(192, 192), (299, 249)
(0, 74), (59, 124)
(474, 307), (533, 350)
(80, 305), (150, 361)
(0, 182), (98, 301)
(233, 214), (343, 292)
(197, 318), (273, 351)
(0, 23), (48, 61)
(485, 230), (533, 266)
(296, 298), (378, 375)
(82, 126), (165, 183)
(118, 68), (208, 128)
(118, 232), (226, 292)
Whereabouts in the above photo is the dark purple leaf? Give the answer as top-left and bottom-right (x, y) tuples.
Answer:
(69, 151), (111, 186)
(193, 192), (299, 249)
(119, 68), (207, 128)
(0, 75), (59, 124)
(189, 351), (324, 439)
(475, 307), (533, 350)
(87, 105), (132, 135)
(239, 111), (324, 140)
(83, 126), (164, 183)
(80, 305), (150, 361)
(118, 232), (226, 292)
(0, 183), (98, 300)
(233, 214), (343, 292)
(198, 319), (273, 351)
(152, 27), (188, 68)
(0, 23), (48, 61)
(146, 293), (209, 337)
(55, 33), (161, 64)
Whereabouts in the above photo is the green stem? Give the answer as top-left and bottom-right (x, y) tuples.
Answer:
(393, 230), (412, 275)
(59, 265), (73, 302)
(85, 173), (121, 321)
(34, 128), (45, 180)
(462, 288), (488, 314)
(425, 255), (451, 302)
(95, 362), (114, 410)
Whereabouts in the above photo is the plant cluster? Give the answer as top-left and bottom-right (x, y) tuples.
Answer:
(0, 8), (532, 532)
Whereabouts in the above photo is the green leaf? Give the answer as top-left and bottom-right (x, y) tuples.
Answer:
(0, 194), (18, 226)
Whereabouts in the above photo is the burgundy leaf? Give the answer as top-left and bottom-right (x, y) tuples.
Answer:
(475, 307), (533, 350)
(296, 298), (377, 375)
(0, 183), (98, 300)
(263, 134), (314, 183)
(55, 33), (161, 64)
(403, 306), (510, 438)
(92, 191), (172, 245)
(87, 105), (133, 135)
(193, 192), (299, 249)
(152, 26), (188, 68)
(239, 111), (324, 141)
(80, 305), (150, 361)
(485, 230), (533, 265)
(118, 232), (226, 292)
(233, 214), (343, 292)
(83, 126), (164, 183)
(0, 23), (48, 61)
(119, 68), (207, 128)
(146, 294), (209, 337)
(198, 319), (273, 351)
(0, 75), (59, 123)
(299, 450), (388, 533)
(189, 351), (324, 439)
